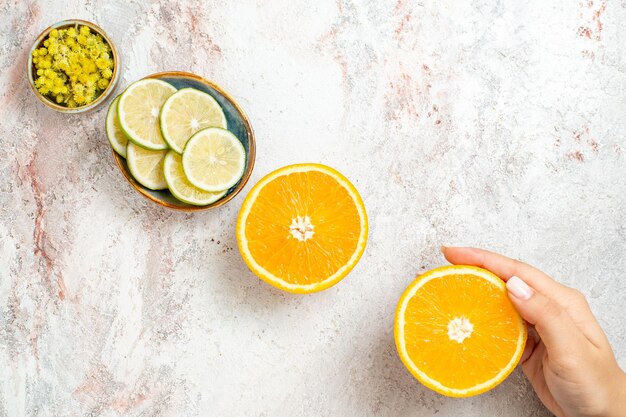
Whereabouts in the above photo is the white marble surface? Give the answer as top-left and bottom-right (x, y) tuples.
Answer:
(1, 0), (625, 416)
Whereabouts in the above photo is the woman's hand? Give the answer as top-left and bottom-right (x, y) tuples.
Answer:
(441, 246), (626, 417)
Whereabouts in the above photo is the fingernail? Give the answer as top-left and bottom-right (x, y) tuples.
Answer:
(440, 245), (448, 254)
(506, 276), (533, 300)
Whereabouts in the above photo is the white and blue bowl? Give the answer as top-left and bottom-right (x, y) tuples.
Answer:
(112, 71), (256, 211)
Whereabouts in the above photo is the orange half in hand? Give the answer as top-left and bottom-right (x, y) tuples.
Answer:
(236, 163), (368, 293)
(394, 265), (527, 397)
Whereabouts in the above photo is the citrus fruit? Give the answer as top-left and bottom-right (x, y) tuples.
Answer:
(117, 79), (176, 150)
(105, 95), (128, 158)
(163, 151), (226, 206)
(182, 128), (246, 192)
(236, 163), (368, 293)
(126, 142), (168, 190)
(160, 88), (227, 153)
(394, 265), (527, 397)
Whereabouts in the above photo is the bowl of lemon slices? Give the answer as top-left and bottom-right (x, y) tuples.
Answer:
(106, 71), (255, 210)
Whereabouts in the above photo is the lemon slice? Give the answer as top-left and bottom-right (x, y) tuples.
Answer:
(118, 79), (176, 150)
(163, 151), (226, 206)
(106, 96), (128, 158)
(126, 142), (168, 190)
(182, 128), (246, 192)
(160, 88), (227, 153)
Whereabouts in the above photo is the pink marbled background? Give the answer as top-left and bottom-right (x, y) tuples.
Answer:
(1, 0), (625, 416)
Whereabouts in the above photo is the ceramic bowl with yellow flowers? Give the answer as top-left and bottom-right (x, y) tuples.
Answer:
(27, 20), (120, 113)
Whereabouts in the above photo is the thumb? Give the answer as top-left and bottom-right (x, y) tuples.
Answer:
(506, 276), (585, 357)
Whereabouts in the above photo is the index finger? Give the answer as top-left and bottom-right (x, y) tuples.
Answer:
(443, 246), (609, 348)
(441, 246), (562, 294)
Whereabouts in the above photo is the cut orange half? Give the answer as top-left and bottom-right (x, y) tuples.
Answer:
(236, 163), (368, 293)
(394, 265), (527, 397)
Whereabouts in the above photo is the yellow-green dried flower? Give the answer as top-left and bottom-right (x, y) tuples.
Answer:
(33, 24), (113, 107)
(95, 57), (109, 69)
(83, 61), (97, 74)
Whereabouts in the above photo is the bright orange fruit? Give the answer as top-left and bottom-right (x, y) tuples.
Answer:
(394, 265), (527, 397)
(236, 163), (368, 293)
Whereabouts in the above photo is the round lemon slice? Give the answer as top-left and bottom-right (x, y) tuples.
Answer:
(126, 142), (168, 190)
(118, 79), (176, 150)
(182, 128), (246, 192)
(160, 88), (227, 153)
(105, 96), (128, 158)
(164, 151), (226, 205)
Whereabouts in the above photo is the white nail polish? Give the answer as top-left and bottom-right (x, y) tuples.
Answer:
(507, 276), (533, 300)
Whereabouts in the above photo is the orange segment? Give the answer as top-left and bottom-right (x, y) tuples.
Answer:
(394, 265), (527, 397)
(236, 164), (368, 293)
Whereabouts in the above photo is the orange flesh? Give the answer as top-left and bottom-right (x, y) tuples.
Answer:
(403, 274), (521, 390)
(244, 171), (361, 285)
